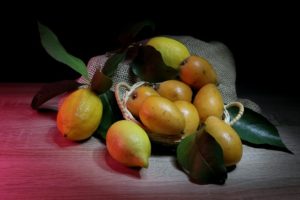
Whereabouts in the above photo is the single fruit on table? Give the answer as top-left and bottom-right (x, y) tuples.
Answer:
(146, 36), (190, 69)
(139, 96), (185, 136)
(193, 83), (224, 122)
(174, 100), (200, 137)
(205, 116), (243, 166)
(179, 55), (217, 90)
(155, 80), (193, 102)
(106, 120), (151, 168)
(57, 88), (103, 141)
(126, 85), (159, 117)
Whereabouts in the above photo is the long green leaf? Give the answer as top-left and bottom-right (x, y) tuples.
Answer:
(177, 126), (227, 185)
(38, 22), (89, 79)
(228, 107), (290, 152)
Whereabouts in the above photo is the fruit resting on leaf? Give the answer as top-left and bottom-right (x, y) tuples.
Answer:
(57, 88), (103, 141)
(106, 120), (151, 168)
(205, 116), (243, 166)
(146, 36), (190, 69)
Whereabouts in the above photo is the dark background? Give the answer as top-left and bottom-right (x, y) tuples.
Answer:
(1, 3), (298, 97)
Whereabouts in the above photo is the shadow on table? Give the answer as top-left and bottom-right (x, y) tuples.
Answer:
(93, 146), (142, 179)
(48, 127), (83, 148)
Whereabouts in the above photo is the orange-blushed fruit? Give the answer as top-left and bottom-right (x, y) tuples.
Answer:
(106, 120), (151, 168)
(179, 55), (217, 90)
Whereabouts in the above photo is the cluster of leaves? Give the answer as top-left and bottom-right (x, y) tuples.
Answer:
(32, 22), (291, 185)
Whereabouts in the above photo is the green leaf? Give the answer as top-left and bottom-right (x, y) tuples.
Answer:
(94, 91), (123, 140)
(177, 126), (227, 185)
(228, 107), (290, 152)
(118, 20), (155, 46)
(38, 22), (89, 79)
(130, 46), (178, 82)
(91, 69), (113, 94)
(102, 51), (127, 77)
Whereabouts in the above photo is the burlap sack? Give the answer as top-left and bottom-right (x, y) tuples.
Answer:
(77, 36), (260, 113)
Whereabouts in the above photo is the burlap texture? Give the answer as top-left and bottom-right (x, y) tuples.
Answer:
(77, 36), (260, 112)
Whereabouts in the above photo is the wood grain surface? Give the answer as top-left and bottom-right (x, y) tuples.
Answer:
(0, 83), (300, 200)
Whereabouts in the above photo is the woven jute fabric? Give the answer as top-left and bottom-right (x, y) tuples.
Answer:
(77, 36), (260, 112)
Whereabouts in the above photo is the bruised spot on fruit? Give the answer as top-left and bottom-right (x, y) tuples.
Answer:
(180, 59), (188, 66)
(131, 92), (138, 100)
(153, 84), (160, 91)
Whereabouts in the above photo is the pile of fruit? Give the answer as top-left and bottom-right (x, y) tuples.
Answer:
(33, 23), (289, 185)
(56, 36), (243, 171)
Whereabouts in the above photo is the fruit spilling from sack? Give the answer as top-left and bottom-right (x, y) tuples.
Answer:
(35, 23), (289, 185)
(110, 37), (243, 169)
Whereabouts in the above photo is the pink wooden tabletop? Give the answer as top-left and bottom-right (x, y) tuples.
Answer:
(1, 83), (300, 199)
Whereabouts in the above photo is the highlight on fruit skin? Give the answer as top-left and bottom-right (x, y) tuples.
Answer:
(205, 116), (243, 166)
(146, 36), (190, 69)
(57, 88), (103, 141)
(174, 100), (200, 137)
(106, 120), (151, 168)
(139, 96), (185, 136)
(193, 83), (224, 122)
(155, 80), (193, 102)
